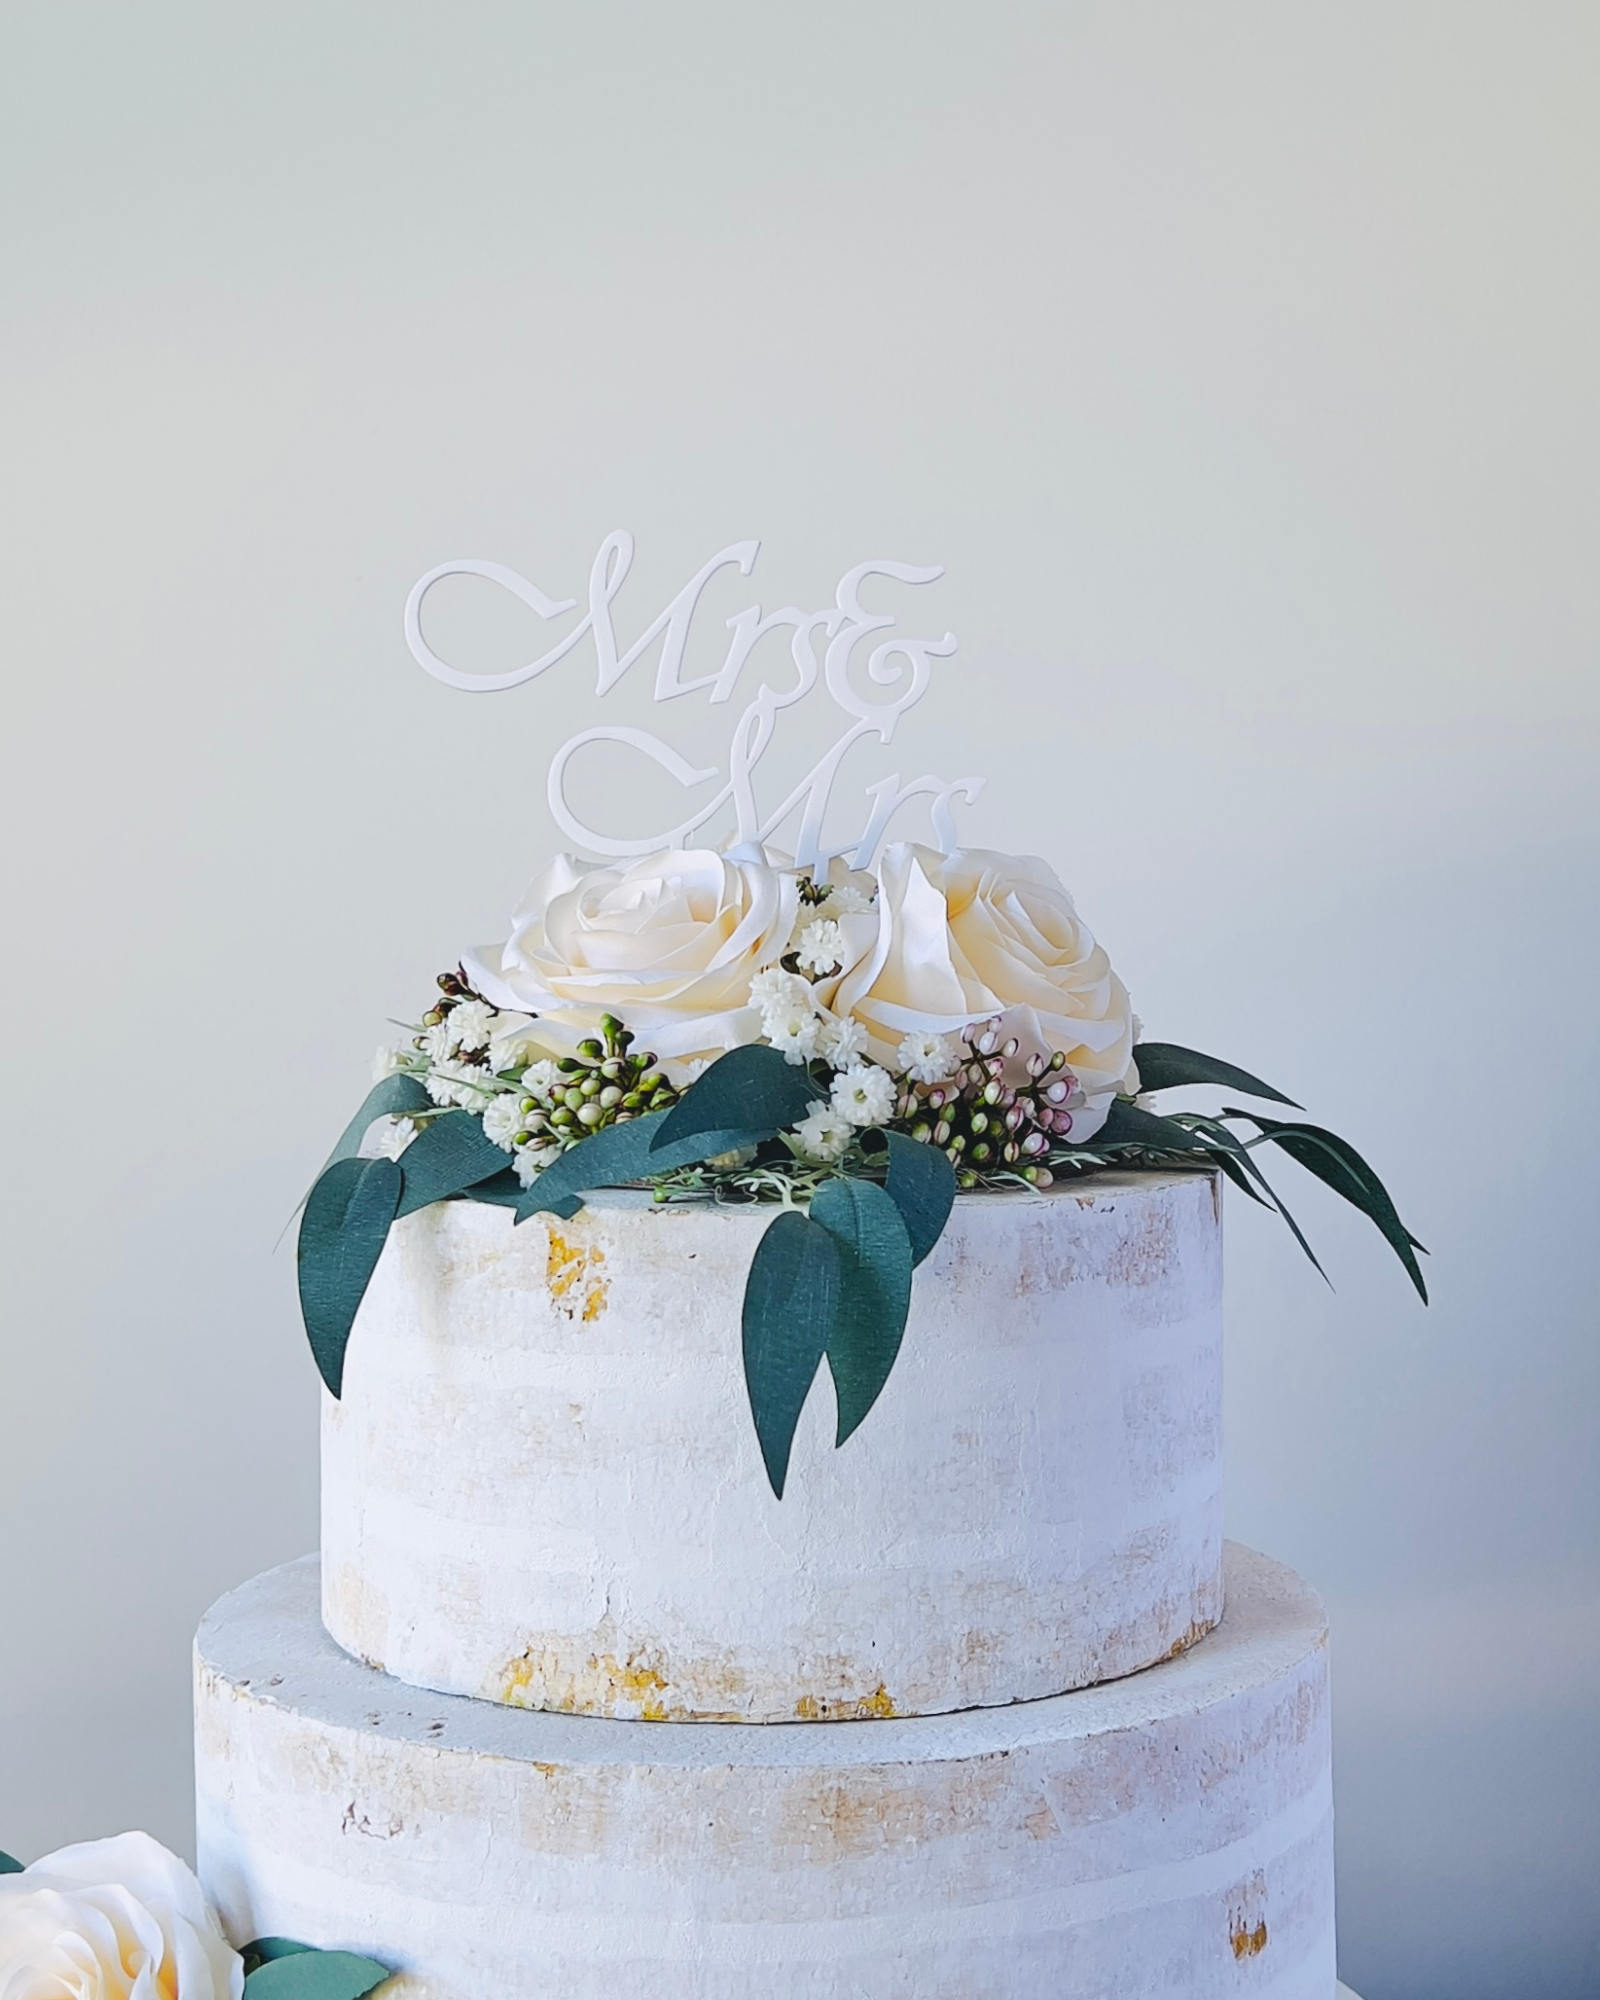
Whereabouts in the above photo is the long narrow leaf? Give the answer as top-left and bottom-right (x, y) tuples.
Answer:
(1226, 1110), (1428, 1302)
(741, 1211), (840, 1498)
(297, 1157), (402, 1398)
(1133, 1042), (1300, 1107)
(1173, 1113), (1331, 1283)
(812, 1178), (914, 1445)
(1093, 1098), (1221, 1156)
(0, 1850), (22, 1874)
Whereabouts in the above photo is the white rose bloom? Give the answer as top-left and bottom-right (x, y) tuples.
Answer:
(896, 1029), (959, 1085)
(480, 1093), (526, 1151)
(817, 1012), (869, 1068)
(792, 1106), (854, 1163)
(0, 1832), (243, 2000)
(829, 843), (1136, 1144)
(464, 849), (799, 1079)
(446, 999), (498, 1052)
(795, 918), (846, 976)
(831, 1062), (897, 1128)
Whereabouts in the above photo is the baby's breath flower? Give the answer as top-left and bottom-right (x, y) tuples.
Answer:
(825, 882), (872, 915)
(358, 1114), (417, 1161)
(448, 999), (498, 1052)
(371, 1043), (410, 1082)
(425, 1057), (496, 1109)
(795, 918), (846, 976)
(518, 1058), (562, 1099)
(749, 966), (808, 1014)
(424, 1019), (457, 1063)
(896, 1030), (959, 1085)
(817, 1013), (869, 1068)
(513, 1139), (561, 1187)
(831, 1062), (896, 1128)
(792, 1105), (854, 1163)
(481, 1094), (526, 1151)
(766, 1008), (823, 1064)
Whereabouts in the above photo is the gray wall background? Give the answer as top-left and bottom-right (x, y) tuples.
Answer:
(2, 6), (1596, 1996)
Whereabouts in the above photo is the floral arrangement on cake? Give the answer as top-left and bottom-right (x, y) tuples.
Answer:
(299, 841), (1424, 1496)
(0, 1835), (390, 1998)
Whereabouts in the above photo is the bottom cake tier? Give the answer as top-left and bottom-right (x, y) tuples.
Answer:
(194, 1544), (1334, 1999)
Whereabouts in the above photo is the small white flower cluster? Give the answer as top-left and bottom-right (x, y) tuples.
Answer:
(374, 995), (571, 1187)
(792, 1063), (899, 1163)
(746, 877), (967, 1170)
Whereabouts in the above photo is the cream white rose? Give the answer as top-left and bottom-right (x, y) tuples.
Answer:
(0, 1832), (243, 2000)
(829, 843), (1136, 1142)
(463, 849), (801, 1076)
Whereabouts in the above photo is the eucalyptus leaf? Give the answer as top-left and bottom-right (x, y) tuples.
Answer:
(1133, 1042), (1300, 1107)
(0, 1849), (23, 1874)
(242, 1941), (317, 1976)
(459, 1167), (523, 1209)
(515, 1110), (767, 1223)
(651, 1044), (823, 1155)
(741, 1210), (840, 1498)
(811, 1177), (914, 1446)
(1226, 1109), (1428, 1302)
(297, 1157), (402, 1398)
(242, 1950), (391, 2000)
(863, 1129), (957, 1266)
(393, 1109), (510, 1218)
(320, 1075), (432, 1177)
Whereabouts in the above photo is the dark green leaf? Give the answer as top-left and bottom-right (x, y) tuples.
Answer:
(651, 1044), (823, 1155)
(297, 1157), (402, 1398)
(1226, 1110), (1428, 1302)
(868, 1130), (957, 1266)
(515, 1111), (765, 1223)
(1133, 1042), (1300, 1108)
(811, 1178), (914, 1446)
(0, 1849), (23, 1874)
(1186, 1116), (1330, 1284)
(393, 1109), (510, 1218)
(242, 1950), (391, 2000)
(242, 1941), (317, 1977)
(741, 1210), (840, 1498)
(321, 1075), (432, 1176)
(1094, 1099), (1222, 1155)
(459, 1167), (523, 1208)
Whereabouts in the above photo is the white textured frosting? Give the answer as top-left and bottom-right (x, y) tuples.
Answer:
(321, 1171), (1224, 1720)
(195, 1545), (1335, 2000)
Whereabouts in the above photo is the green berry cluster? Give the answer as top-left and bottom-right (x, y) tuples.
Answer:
(540, 1013), (681, 1143)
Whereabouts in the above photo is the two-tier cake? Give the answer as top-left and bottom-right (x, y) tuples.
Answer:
(190, 539), (1421, 1996)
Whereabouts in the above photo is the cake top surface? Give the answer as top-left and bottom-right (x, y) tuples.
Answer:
(201, 1545), (1324, 1768)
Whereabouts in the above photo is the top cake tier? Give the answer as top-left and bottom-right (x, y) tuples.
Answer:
(321, 1169), (1223, 1721)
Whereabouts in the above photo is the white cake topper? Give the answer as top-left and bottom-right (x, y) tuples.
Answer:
(404, 531), (984, 871)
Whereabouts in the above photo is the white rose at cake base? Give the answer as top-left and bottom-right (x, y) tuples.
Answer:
(828, 842), (1135, 1140)
(0, 1834), (242, 2000)
(464, 847), (805, 1076)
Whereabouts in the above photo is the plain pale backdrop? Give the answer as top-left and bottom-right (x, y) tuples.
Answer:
(1, 6), (1596, 1998)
